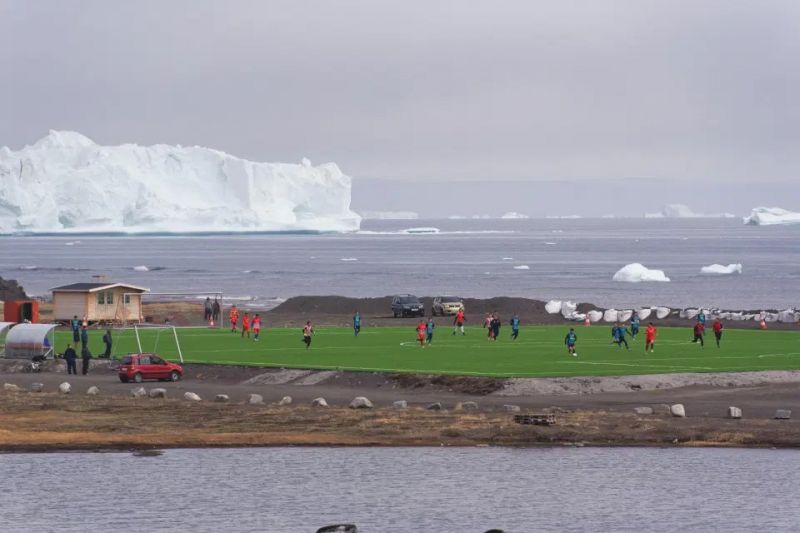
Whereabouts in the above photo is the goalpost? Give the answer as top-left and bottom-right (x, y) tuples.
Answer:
(133, 324), (184, 363)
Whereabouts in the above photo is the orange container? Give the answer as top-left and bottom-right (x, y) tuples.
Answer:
(3, 300), (39, 323)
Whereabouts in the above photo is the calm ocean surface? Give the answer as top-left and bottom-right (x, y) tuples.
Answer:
(1, 219), (797, 309)
(1, 446), (798, 532)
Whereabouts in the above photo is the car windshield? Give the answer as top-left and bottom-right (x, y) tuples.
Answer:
(440, 297), (462, 303)
(121, 356), (132, 365)
(397, 297), (420, 304)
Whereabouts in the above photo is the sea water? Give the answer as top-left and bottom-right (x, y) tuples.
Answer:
(1, 446), (798, 532)
(1, 218), (797, 309)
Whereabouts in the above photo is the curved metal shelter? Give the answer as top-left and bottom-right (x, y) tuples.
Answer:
(3, 323), (56, 359)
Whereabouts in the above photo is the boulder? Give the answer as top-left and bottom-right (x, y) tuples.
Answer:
(58, 382), (71, 394)
(248, 394), (264, 405)
(130, 387), (147, 398)
(86, 386), (100, 396)
(278, 396), (292, 406)
(426, 402), (442, 410)
(455, 401), (479, 411)
(634, 407), (653, 415)
(215, 394), (230, 403)
(728, 406), (742, 419)
(311, 397), (329, 407)
(149, 388), (167, 399)
(30, 382), (44, 393)
(349, 396), (373, 409)
(183, 392), (202, 402)
(3, 383), (21, 392)
(775, 409), (792, 420)
(503, 404), (521, 412)
(670, 404), (686, 418)
(393, 400), (408, 409)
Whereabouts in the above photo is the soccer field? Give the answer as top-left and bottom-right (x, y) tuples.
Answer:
(56, 325), (800, 378)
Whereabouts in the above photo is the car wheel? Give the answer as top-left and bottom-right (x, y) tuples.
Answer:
(133, 373), (143, 383)
(170, 371), (180, 382)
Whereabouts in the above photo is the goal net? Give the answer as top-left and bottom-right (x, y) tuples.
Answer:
(108, 324), (185, 363)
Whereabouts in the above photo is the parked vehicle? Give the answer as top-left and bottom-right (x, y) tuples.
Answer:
(118, 353), (183, 383)
(391, 295), (425, 318)
(432, 296), (464, 316)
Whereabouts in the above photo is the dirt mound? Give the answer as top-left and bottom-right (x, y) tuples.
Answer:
(272, 295), (393, 316)
(389, 373), (505, 395)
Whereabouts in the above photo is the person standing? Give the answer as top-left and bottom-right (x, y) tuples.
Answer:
(712, 318), (724, 348)
(416, 320), (427, 348)
(101, 329), (113, 359)
(252, 314), (262, 341)
(510, 314), (520, 340)
(692, 320), (705, 347)
(80, 326), (89, 351)
(229, 305), (239, 333)
(564, 328), (578, 357)
(645, 322), (657, 353)
(425, 317), (435, 345)
(484, 313), (494, 340)
(71, 315), (81, 344)
(204, 297), (213, 322)
(697, 310), (707, 327)
(613, 323), (629, 349)
(81, 345), (92, 375)
(453, 308), (466, 336)
(212, 298), (221, 325)
(302, 321), (314, 349)
(491, 313), (501, 341)
(63, 344), (77, 375)
(241, 312), (251, 339)
(353, 311), (361, 337)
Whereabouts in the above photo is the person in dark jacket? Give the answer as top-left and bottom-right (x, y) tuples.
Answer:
(102, 329), (113, 358)
(63, 344), (77, 375)
(80, 326), (89, 351)
(81, 345), (92, 375)
(71, 315), (81, 344)
(204, 297), (212, 322)
(212, 298), (221, 324)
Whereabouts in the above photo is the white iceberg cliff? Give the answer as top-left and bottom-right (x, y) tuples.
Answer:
(743, 207), (800, 226)
(700, 263), (742, 275)
(645, 204), (735, 219)
(0, 130), (361, 233)
(359, 210), (419, 220)
(612, 263), (671, 283)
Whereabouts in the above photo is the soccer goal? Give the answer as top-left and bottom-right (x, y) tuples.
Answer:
(110, 324), (185, 363)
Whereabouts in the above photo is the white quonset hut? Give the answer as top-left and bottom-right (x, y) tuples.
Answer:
(51, 282), (149, 324)
(0, 321), (14, 356)
(3, 323), (56, 359)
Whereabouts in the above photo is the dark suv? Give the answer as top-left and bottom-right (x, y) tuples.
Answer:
(391, 295), (425, 318)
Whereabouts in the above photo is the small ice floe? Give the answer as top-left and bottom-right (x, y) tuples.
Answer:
(502, 257), (514, 261)
(513, 265), (530, 270)
(700, 263), (742, 275)
(544, 242), (557, 245)
(612, 263), (670, 283)
(64, 241), (81, 246)
(133, 265), (149, 272)
(340, 257), (358, 262)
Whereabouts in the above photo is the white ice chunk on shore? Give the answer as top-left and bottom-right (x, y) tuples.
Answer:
(603, 309), (619, 322)
(637, 308), (652, 320)
(586, 310), (603, 323)
(701, 263), (742, 275)
(612, 263), (670, 283)
(0, 130), (361, 233)
(545, 300), (562, 314)
(743, 207), (800, 226)
(618, 310), (633, 322)
(655, 307), (671, 319)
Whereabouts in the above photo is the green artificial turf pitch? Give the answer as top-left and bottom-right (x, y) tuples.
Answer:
(56, 325), (800, 378)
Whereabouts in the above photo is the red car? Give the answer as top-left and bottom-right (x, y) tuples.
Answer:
(118, 353), (183, 383)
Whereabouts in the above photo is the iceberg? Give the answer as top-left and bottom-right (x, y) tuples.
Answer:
(500, 211), (529, 220)
(743, 207), (800, 226)
(701, 263), (742, 275)
(612, 263), (671, 283)
(0, 130), (361, 234)
(646, 204), (737, 219)
(618, 310), (633, 322)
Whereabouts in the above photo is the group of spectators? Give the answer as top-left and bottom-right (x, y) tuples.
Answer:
(61, 315), (113, 375)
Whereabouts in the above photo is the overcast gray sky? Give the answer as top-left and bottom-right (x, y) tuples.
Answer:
(1, 0), (799, 183)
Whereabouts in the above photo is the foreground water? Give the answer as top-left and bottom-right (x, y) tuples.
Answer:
(1, 218), (798, 309)
(1, 447), (798, 532)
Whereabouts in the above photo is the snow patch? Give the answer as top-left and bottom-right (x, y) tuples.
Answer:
(0, 130), (361, 233)
(743, 207), (800, 226)
(701, 263), (742, 275)
(612, 263), (671, 283)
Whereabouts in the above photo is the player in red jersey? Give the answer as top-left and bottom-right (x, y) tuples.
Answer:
(252, 314), (262, 341)
(241, 312), (251, 339)
(229, 305), (239, 333)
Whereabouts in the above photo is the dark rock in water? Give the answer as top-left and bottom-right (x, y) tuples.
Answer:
(0, 277), (27, 301)
(316, 525), (357, 533)
(484, 530), (506, 533)
(132, 449), (164, 457)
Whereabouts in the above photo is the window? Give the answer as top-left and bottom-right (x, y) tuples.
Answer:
(106, 291), (114, 305)
(97, 292), (105, 305)
(124, 294), (131, 304)
(138, 356), (151, 365)
(151, 356), (164, 365)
